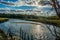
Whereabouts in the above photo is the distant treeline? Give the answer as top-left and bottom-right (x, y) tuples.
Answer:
(0, 13), (39, 19)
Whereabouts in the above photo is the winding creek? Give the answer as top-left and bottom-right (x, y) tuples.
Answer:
(0, 19), (60, 40)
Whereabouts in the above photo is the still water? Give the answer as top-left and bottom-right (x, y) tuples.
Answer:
(0, 19), (60, 40)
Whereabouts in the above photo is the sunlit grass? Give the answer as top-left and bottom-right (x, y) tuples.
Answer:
(44, 16), (60, 27)
(0, 18), (8, 22)
(26, 15), (60, 27)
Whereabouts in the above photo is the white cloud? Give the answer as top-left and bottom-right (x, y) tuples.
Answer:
(1, 0), (51, 7)
(1, 0), (60, 7)
(0, 0), (52, 11)
(11, 0), (41, 7)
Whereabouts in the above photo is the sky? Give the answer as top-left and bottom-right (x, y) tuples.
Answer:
(0, 0), (37, 10)
(0, 0), (51, 10)
(0, 0), (58, 16)
(0, 0), (60, 11)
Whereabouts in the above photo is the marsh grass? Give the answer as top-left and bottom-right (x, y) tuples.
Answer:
(0, 18), (8, 23)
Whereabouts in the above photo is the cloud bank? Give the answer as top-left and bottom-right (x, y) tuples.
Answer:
(1, 0), (42, 7)
(14, 0), (41, 6)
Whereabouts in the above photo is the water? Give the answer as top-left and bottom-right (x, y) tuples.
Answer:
(0, 19), (60, 40)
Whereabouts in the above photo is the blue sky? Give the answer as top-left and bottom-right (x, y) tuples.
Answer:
(0, 0), (54, 14)
(3, 0), (17, 2)
(0, 4), (36, 10)
(0, 0), (59, 10)
(0, 0), (60, 10)
(0, 5), (36, 10)
(0, 0), (37, 10)
(0, 0), (57, 16)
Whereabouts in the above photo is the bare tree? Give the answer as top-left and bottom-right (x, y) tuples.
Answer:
(50, 0), (60, 17)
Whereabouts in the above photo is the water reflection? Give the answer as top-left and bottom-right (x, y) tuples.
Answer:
(0, 19), (60, 40)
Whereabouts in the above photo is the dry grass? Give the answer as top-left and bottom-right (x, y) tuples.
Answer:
(0, 18), (8, 22)
(27, 16), (60, 27)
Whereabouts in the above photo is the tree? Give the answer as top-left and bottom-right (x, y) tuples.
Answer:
(50, 0), (60, 17)
(40, 0), (60, 17)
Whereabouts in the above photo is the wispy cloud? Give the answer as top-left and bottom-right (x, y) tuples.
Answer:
(0, 0), (51, 7)
(13, 0), (41, 6)
(1, 0), (41, 6)
(0, 0), (52, 11)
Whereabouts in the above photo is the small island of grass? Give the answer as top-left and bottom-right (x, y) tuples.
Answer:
(0, 18), (8, 23)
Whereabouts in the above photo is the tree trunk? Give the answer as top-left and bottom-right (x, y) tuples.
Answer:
(51, 0), (60, 17)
